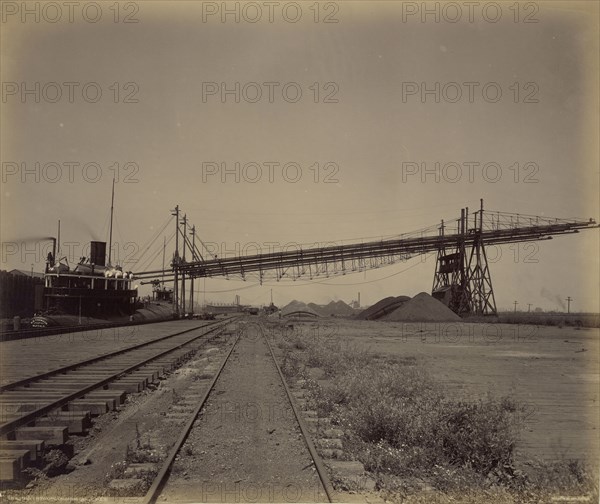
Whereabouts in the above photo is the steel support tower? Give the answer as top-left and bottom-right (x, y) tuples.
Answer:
(432, 200), (497, 316)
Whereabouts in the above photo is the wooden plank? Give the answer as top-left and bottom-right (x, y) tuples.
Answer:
(15, 426), (68, 445)
(0, 440), (44, 462)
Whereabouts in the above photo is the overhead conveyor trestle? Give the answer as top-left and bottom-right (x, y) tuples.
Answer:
(135, 199), (599, 317)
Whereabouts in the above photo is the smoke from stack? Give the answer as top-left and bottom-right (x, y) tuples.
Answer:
(540, 287), (566, 310)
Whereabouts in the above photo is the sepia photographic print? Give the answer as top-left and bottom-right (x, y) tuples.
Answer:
(0, 1), (598, 503)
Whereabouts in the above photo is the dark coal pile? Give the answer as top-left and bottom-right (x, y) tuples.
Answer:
(304, 300), (356, 317)
(383, 292), (461, 322)
(270, 300), (320, 318)
(355, 296), (411, 320)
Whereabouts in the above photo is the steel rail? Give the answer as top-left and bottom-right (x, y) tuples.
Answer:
(0, 319), (232, 437)
(0, 317), (180, 343)
(143, 319), (335, 503)
(141, 327), (241, 504)
(261, 321), (336, 503)
(0, 318), (228, 393)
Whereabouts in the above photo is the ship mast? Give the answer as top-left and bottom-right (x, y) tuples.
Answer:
(162, 236), (166, 284)
(108, 176), (115, 266)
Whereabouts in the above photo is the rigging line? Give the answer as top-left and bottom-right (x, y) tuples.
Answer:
(138, 246), (169, 274)
(197, 223), (447, 252)
(131, 215), (174, 269)
(137, 230), (175, 273)
(186, 200), (467, 218)
(185, 228), (206, 262)
(133, 214), (174, 266)
(202, 283), (261, 294)
(135, 229), (175, 273)
(181, 232), (197, 260)
(189, 220), (455, 258)
(137, 243), (171, 276)
(136, 214), (173, 258)
(193, 241), (205, 262)
(196, 236), (215, 258)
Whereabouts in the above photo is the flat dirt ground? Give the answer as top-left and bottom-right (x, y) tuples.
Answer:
(161, 329), (328, 503)
(282, 319), (599, 468)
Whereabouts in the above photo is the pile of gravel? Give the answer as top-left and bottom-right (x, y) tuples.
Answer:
(355, 296), (411, 320)
(383, 292), (461, 322)
(270, 300), (320, 318)
(309, 300), (355, 317)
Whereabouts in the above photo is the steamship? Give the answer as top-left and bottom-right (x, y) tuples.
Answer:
(31, 240), (139, 327)
(29, 180), (175, 328)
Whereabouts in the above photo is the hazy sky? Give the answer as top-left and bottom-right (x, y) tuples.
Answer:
(1, 1), (598, 311)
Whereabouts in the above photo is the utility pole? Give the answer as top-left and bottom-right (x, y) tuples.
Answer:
(566, 296), (572, 314)
(527, 303), (532, 312)
(189, 225), (195, 315)
(172, 205), (179, 317)
(181, 214), (187, 315)
(513, 300), (518, 313)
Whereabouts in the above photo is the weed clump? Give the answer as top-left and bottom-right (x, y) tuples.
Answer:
(312, 360), (520, 485)
(285, 333), (597, 499)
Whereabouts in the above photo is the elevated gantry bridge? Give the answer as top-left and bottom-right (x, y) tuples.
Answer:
(135, 200), (598, 317)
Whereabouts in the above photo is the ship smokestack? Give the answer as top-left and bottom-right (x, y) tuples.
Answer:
(90, 241), (107, 266)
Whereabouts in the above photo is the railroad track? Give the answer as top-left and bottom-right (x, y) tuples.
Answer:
(0, 317), (179, 343)
(137, 320), (335, 504)
(0, 317), (236, 483)
(0, 318), (231, 392)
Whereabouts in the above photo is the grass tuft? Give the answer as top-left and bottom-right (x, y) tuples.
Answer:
(279, 328), (598, 500)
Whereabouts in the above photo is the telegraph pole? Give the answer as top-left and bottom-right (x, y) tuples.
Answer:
(513, 300), (518, 313)
(527, 303), (532, 312)
(566, 296), (572, 314)
(189, 225), (195, 315)
(181, 214), (187, 315)
(172, 205), (179, 317)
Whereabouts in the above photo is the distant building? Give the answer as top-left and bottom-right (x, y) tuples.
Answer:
(8, 269), (45, 279)
(205, 304), (240, 314)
